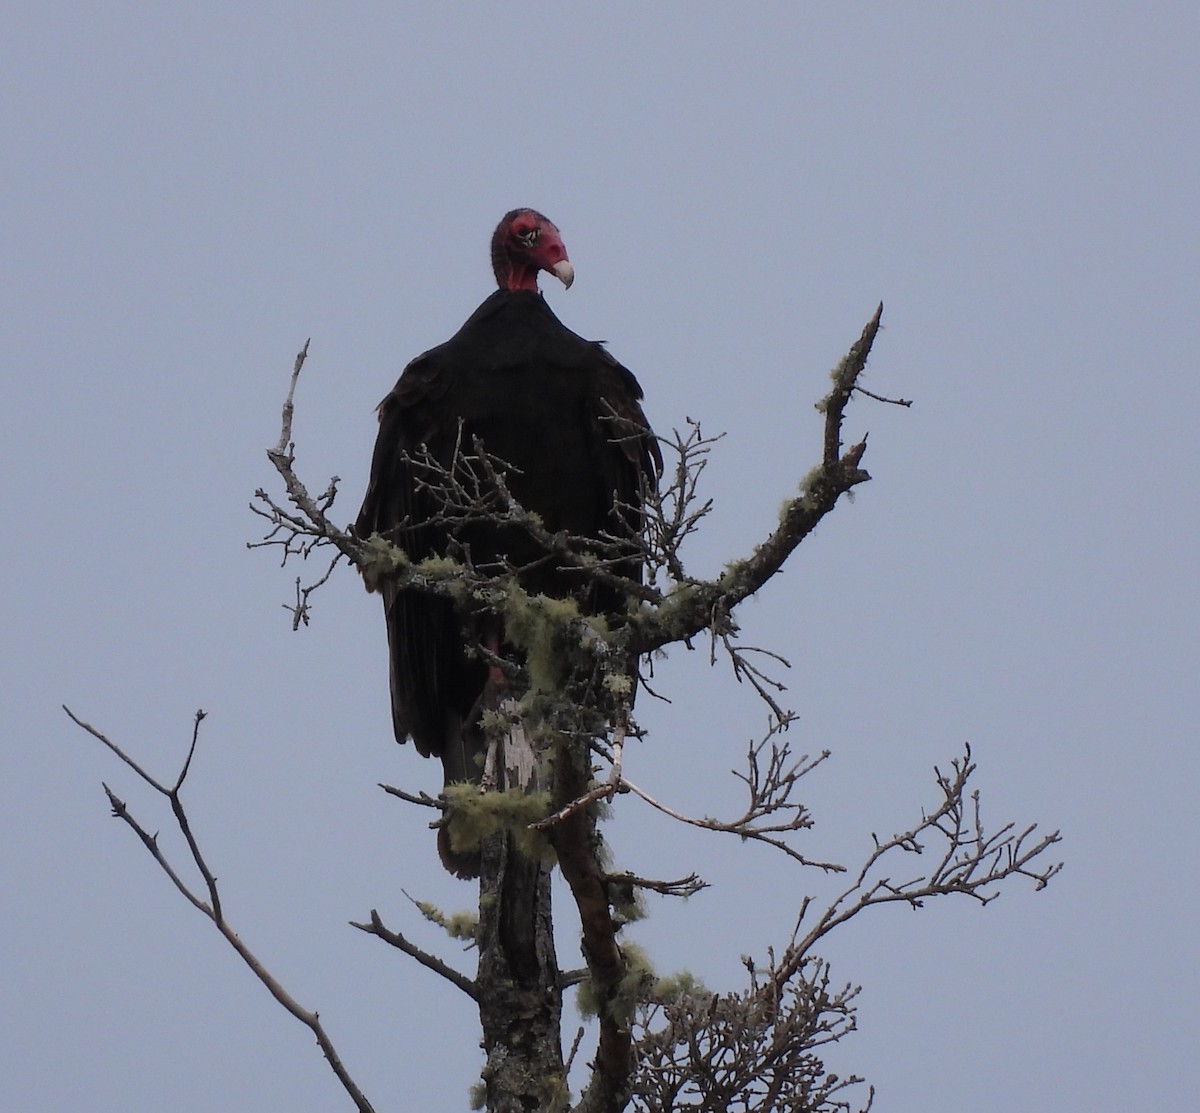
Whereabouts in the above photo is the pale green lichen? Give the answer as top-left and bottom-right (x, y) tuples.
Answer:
(500, 591), (583, 694)
(606, 877), (646, 925)
(414, 553), (464, 577)
(575, 942), (655, 1024)
(653, 970), (712, 1003)
(479, 706), (519, 736)
(574, 976), (601, 1020)
(441, 783), (554, 864)
(412, 899), (479, 941)
(357, 534), (411, 588)
(602, 672), (632, 697)
(796, 464), (826, 512)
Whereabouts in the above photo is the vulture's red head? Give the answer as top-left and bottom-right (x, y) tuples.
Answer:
(491, 209), (574, 293)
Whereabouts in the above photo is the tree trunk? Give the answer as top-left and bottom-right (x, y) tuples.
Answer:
(476, 833), (564, 1112)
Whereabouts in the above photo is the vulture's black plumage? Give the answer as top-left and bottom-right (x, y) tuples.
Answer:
(356, 210), (659, 875)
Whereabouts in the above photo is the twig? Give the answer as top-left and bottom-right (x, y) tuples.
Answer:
(530, 719), (629, 831)
(349, 910), (478, 1000)
(609, 721), (847, 872)
(273, 339), (309, 458)
(603, 871), (708, 899)
(379, 783), (444, 809)
(564, 1025), (587, 1077)
(854, 384), (912, 407)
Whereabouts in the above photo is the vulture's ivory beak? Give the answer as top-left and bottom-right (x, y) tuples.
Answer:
(551, 260), (575, 289)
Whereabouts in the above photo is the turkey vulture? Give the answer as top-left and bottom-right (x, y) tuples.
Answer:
(356, 209), (659, 875)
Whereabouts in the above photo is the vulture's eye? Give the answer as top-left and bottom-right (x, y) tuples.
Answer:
(516, 225), (539, 245)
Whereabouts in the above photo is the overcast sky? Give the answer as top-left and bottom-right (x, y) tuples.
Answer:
(4, 4), (1197, 1111)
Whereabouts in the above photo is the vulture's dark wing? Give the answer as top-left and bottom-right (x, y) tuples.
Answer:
(590, 341), (662, 590)
(356, 346), (489, 765)
(356, 292), (658, 776)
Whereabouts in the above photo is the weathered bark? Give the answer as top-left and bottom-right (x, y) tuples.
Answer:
(550, 735), (632, 1113)
(477, 833), (564, 1113)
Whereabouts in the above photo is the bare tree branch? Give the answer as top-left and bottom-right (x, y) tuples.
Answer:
(603, 872), (709, 900)
(378, 782), (444, 809)
(853, 384), (911, 407)
(350, 909), (478, 1000)
(630, 305), (882, 658)
(641, 419), (722, 589)
(616, 720), (846, 872)
(774, 744), (1063, 988)
(63, 705), (378, 1113)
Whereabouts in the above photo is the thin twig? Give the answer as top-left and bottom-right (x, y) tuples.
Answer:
(379, 783), (444, 809)
(603, 871), (709, 899)
(350, 910), (478, 1000)
(854, 384), (912, 407)
(530, 718), (629, 831)
(564, 1025), (587, 1076)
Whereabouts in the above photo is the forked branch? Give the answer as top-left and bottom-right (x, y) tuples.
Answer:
(63, 705), (378, 1113)
(775, 744), (1063, 988)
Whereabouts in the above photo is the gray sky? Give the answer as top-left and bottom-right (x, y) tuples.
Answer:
(4, 4), (1196, 1110)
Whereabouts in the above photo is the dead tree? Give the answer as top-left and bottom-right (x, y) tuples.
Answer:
(67, 305), (1062, 1113)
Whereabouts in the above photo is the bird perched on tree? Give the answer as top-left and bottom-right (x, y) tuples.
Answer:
(356, 209), (659, 875)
